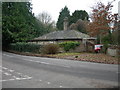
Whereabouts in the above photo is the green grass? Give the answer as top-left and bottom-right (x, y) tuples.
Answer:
(48, 52), (80, 57)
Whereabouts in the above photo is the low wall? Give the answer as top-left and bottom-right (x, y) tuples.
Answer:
(69, 44), (86, 53)
(107, 48), (118, 57)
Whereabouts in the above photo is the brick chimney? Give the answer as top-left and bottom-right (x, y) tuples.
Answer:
(63, 17), (68, 30)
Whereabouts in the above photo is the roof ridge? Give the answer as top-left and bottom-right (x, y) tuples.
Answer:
(33, 29), (95, 40)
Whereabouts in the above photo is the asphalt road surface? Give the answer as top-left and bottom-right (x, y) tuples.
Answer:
(1, 52), (119, 88)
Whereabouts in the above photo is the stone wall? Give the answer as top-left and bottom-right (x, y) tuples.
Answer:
(69, 44), (86, 53)
(107, 48), (118, 57)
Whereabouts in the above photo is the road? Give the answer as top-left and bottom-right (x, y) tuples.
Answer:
(1, 52), (119, 88)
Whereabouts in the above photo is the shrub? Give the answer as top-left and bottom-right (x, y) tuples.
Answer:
(75, 56), (78, 58)
(41, 43), (59, 54)
(59, 41), (80, 52)
(9, 42), (41, 53)
(102, 43), (109, 53)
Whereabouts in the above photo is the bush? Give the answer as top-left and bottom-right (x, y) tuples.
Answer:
(75, 56), (78, 58)
(41, 44), (59, 54)
(59, 41), (80, 52)
(9, 42), (41, 53)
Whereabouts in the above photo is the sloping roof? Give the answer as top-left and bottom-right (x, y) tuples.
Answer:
(33, 30), (96, 41)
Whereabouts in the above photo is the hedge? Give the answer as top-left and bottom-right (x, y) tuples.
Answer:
(9, 42), (42, 53)
(59, 41), (80, 52)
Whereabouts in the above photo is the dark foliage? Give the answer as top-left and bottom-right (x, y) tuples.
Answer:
(56, 6), (70, 30)
(9, 42), (41, 53)
(41, 44), (60, 54)
(2, 2), (48, 49)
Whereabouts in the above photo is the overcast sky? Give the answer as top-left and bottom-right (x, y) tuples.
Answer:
(31, 0), (119, 22)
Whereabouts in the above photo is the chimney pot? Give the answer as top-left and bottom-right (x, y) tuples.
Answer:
(64, 17), (68, 30)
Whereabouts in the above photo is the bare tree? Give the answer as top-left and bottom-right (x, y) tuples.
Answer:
(36, 11), (52, 25)
(36, 11), (57, 32)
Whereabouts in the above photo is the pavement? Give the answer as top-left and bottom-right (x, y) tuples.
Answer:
(1, 51), (119, 88)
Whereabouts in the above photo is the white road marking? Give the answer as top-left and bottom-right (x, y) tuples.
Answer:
(2, 67), (8, 70)
(0, 77), (32, 82)
(39, 80), (42, 81)
(23, 58), (71, 68)
(1, 66), (32, 82)
(4, 72), (11, 76)
(12, 75), (32, 80)
(23, 59), (34, 62)
(34, 61), (40, 63)
(12, 54), (22, 57)
(27, 56), (39, 59)
(4, 53), (71, 70)
(13, 76), (18, 79)
(29, 59), (70, 68)
(23, 59), (50, 65)
(24, 75), (30, 78)
(20, 77), (32, 80)
(62, 65), (70, 68)
(0, 80), (10, 82)
(3, 54), (5, 55)
(9, 69), (14, 72)
(9, 56), (70, 68)
(15, 77), (21, 80)
(29, 60), (34, 62)
(48, 63), (71, 68)
(16, 72), (22, 75)
(9, 79), (15, 81)
(40, 62), (50, 65)
(3, 53), (21, 57)
(27, 77), (32, 79)
(3, 54), (13, 57)
(47, 82), (51, 84)
(59, 85), (63, 88)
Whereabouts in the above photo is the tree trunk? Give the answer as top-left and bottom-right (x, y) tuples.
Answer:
(99, 34), (102, 44)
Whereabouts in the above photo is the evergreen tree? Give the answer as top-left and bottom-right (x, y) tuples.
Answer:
(69, 10), (89, 25)
(2, 2), (45, 48)
(56, 6), (70, 30)
(0, 2), (1, 26)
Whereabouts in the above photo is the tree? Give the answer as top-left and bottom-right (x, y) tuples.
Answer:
(69, 10), (89, 25)
(111, 14), (119, 45)
(36, 12), (57, 33)
(56, 6), (70, 30)
(36, 12), (52, 25)
(87, 1), (115, 44)
(2, 2), (44, 49)
(69, 10), (89, 33)
(0, 1), (1, 29)
(69, 19), (89, 33)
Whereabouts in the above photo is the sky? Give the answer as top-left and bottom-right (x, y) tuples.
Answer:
(31, 0), (119, 22)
